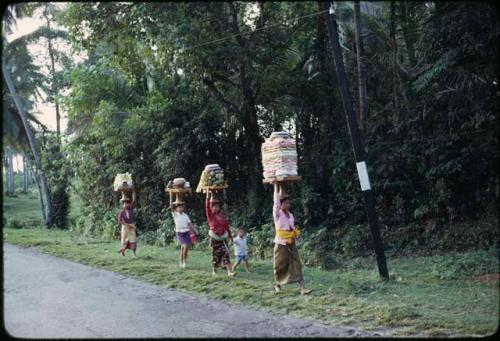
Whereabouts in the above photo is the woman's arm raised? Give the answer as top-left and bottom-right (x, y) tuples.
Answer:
(273, 183), (280, 223)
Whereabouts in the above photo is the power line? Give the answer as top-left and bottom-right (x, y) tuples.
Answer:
(181, 9), (329, 52)
(115, 9), (329, 69)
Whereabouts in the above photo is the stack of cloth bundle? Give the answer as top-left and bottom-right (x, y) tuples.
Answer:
(113, 172), (133, 191)
(196, 164), (225, 192)
(261, 131), (298, 180)
(167, 178), (190, 189)
(166, 178), (191, 204)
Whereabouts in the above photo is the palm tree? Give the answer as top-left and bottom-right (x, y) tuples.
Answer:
(5, 145), (15, 196)
(22, 152), (29, 193)
(7, 4), (71, 143)
(2, 58), (53, 226)
(3, 4), (53, 226)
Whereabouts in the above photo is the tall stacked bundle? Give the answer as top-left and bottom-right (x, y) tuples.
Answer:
(196, 164), (226, 192)
(261, 132), (298, 181)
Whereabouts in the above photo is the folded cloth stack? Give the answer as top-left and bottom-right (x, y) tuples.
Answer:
(261, 131), (298, 180)
(114, 173), (133, 191)
(196, 164), (225, 192)
(172, 178), (186, 189)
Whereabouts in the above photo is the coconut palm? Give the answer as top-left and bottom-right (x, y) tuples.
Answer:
(3, 4), (53, 226)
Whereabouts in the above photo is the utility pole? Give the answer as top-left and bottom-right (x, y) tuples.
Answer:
(319, 1), (389, 279)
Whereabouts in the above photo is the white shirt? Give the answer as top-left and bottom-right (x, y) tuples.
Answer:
(172, 212), (191, 233)
(233, 236), (248, 256)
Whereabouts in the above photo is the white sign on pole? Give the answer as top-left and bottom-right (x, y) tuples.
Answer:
(356, 161), (371, 191)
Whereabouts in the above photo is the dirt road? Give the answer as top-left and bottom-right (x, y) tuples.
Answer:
(3, 243), (388, 338)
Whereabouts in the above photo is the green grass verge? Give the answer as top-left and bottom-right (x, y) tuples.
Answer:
(3, 227), (498, 337)
(2, 192), (43, 225)
(3, 188), (81, 227)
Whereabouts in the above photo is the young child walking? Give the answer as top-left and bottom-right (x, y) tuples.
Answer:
(118, 190), (137, 258)
(170, 194), (194, 268)
(232, 227), (250, 273)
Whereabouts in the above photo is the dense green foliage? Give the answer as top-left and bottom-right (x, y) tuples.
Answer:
(6, 2), (498, 258)
(57, 2), (499, 257)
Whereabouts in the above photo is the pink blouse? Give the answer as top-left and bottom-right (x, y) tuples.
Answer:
(273, 191), (295, 245)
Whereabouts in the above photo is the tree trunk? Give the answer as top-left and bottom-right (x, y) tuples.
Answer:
(22, 152), (28, 193)
(34, 170), (48, 224)
(15, 151), (22, 190)
(3, 155), (7, 191)
(140, 41), (156, 93)
(390, 1), (399, 123)
(6, 145), (15, 196)
(2, 59), (52, 227)
(228, 2), (263, 224)
(43, 8), (61, 142)
(25, 154), (35, 186)
(399, 2), (416, 67)
(353, 0), (369, 133)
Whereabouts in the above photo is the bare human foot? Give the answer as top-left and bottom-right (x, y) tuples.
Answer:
(274, 284), (281, 293)
(300, 288), (312, 295)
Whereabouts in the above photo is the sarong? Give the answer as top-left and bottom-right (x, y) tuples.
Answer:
(121, 225), (137, 250)
(273, 242), (303, 285)
(210, 239), (230, 269)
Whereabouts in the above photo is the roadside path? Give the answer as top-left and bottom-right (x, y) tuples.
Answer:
(3, 243), (389, 338)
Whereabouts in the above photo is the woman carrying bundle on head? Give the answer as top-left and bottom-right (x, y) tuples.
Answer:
(205, 190), (236, 277)
(118, 189), (137, 258)
(272, 183), (312, 295)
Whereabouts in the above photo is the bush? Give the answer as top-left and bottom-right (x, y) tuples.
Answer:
(70, 206), (119, 240)
(138, 230), (158, 246)
(154, 209), (175, 247)
(338, 224), (370, 257)
(5, 217), (24, 229)
(247, 223), (275, 260)
(299, 227), (331, 267)
(430, 248), (499, 280)
(4, 217), (41, 229)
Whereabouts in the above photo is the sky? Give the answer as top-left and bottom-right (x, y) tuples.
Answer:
(7, 3), (79, 134)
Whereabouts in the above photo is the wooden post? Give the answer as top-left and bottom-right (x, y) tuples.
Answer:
(319, 1), (389, 279)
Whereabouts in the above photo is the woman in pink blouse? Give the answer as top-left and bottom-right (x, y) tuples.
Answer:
(273, 183), (312, 295)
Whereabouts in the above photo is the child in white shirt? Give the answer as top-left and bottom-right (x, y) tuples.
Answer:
(170, 197), (194, 268)
(232, 227), (250, 273)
